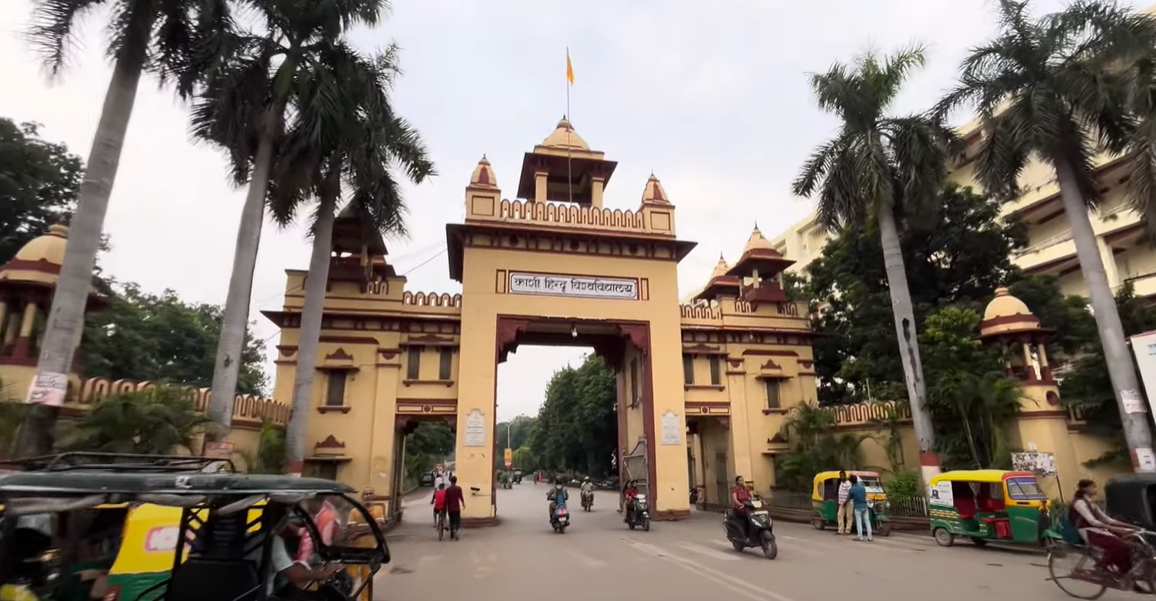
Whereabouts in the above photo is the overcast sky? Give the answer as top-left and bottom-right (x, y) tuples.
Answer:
(0, 0), (1127, 421)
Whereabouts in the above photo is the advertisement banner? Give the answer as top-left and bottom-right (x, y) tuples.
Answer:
(1129, 331), (1156, 414)
(504, 448), (513, 468)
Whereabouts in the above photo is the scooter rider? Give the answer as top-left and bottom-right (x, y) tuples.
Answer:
(623, 480), (639, 522)
(547, 478), (569, 520)
(580, 477), (595, 505)
(730, 475), (752, 537)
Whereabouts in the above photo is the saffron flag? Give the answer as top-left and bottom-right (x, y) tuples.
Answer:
(566, 49), (574, 85)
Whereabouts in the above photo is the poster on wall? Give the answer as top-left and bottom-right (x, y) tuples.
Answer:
(661, 410), (681, 445)
(1011, 451), (1057, 476)
(1129, 330), (1156, 413)
(464, 409), (486, 447)
(929, 481), (954, 507)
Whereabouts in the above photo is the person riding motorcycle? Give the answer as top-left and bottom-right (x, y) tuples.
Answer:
(580, 477), (595, 506)
(623, 480), (639, 522)
(547, 478), (569, 520)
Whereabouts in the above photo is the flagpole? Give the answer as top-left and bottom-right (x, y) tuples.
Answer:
(566, 47), (573, 205)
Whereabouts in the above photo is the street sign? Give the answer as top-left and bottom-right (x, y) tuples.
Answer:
(504, 448), (513, 468)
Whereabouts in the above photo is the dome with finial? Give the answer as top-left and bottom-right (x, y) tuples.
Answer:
(709, 254), (729, 279)
(980, 287), (1045, 339)
(725, 223), (793, 278)
(640, 173), (670, 205)
(540, 116), (590, 151)
(0, 223), (70, 287)
(469, 155), (498, 188)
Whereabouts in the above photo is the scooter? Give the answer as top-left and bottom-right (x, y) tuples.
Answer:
(723, 497), (777, 559)
(581, 490), (593, 511)
(551, 504), (570, 533)
(625, 494), (651, 532)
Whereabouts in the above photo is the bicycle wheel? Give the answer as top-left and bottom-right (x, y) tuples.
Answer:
(437, 513), (445, 541)
(1048, 544), (1107, 600)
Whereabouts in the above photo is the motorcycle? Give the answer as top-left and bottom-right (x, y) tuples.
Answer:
(690, 487), (699, 505)
(551, 504), (570, 533)
(723, 497), (777, 559)
(581, 490), (593, 511)
(625, 493), (651, 532)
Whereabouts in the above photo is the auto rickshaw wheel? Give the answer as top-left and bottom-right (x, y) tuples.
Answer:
(876, 521), (891, 537)
(969, 537), (988, 547)
(933, 528), (955, 547)
(812, 518), (826, 530)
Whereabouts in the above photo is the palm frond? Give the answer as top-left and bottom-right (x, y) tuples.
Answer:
(25, 0), (106, 76)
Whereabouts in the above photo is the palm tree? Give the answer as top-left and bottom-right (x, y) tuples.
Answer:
(792, 46), (956, 482)
(269, 45), (434, 475)
(14, 0), (231, 457)
(935, 0), (1156, 468)
(191, 0), (390, 437)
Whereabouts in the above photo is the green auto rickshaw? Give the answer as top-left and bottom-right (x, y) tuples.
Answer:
(810, 470), (891, 536)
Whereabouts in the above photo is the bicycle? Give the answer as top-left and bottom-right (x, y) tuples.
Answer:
(1048, 528), (1156, 599)
(436, 509), (447, 541)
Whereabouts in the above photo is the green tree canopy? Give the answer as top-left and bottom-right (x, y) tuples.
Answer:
(80, 281), (268, 395)
(527, 354), (617, 477)
(0, 118), (82, 260)
(67, 385), (213, 455)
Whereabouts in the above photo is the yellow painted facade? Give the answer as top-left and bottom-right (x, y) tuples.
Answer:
(259, 119), (817, 524)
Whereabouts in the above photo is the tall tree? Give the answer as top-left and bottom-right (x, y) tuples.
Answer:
(192, 0), (391, 438)
(270, 44), (434, 475)
(0, 118), (82, 259)
(14, 0), (232, 457)
(527, 355), (616, 476)
(792, 47), (957, 481)
(935, 0), (1156, 471)
(80, 281), (267, 394)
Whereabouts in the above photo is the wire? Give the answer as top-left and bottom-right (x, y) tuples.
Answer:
(400, 246), (448, 276)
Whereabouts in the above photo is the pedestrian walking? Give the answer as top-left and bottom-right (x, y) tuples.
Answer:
(431, 464), (447, 527)
(836, 470), (852, 535)
(847, 474), (872, 541)
(444, 476), (465, 541)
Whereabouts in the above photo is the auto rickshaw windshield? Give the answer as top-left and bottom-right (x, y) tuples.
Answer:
(1006, 476), (1046, 500)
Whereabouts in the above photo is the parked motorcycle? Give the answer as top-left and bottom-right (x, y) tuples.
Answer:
(690, 487), (699, 505)
(551, 504), (570, 533)
(625, 493), (651, 531)
(581, 490), (593, 512)
(723, 497), (777, 559)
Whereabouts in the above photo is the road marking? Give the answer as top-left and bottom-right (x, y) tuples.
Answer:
(625, 539), (799, 601)
(676, 542), (741, 561)
(565, 549), (608, 568)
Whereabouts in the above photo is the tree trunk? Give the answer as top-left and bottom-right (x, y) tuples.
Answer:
(1055, 157), (1156, 472)
(875, 201), (940, 483)
(13, 53), (144, 458)
(205, 133), (276, 438)
(284, 189), (338, 476)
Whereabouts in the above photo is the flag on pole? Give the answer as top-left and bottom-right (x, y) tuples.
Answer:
(566, 49), (575, 85)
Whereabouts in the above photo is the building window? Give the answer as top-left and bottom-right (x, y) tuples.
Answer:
(326, 371), (347, 406)
(439, 348), (453, 380)
(306, 462), (339, 481)
(682, 354), (694, 385)
(765, 379), (781, 410)
(709, 355), (721, 385)
(407, 347), (421, 380)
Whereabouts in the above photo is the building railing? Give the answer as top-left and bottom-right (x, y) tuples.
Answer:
(66, 376), (290, 427)
(1015, 233), (1073, 256)
(401, 291), (463, 308)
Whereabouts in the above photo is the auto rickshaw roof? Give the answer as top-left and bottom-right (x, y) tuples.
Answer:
(812, 470), (880, 484)
(929, 469), (1036, 484)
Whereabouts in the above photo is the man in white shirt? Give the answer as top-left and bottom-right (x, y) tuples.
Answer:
(836, 471), (852, 535)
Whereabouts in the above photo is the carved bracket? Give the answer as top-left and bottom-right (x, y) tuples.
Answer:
(315, 435), (346, 449)
(325, 348), (353, 361)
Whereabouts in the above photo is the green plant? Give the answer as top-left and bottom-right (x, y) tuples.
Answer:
(885, 471), (922, 502)
(67, 385), (214, 454)
(255, 420), (286, 474)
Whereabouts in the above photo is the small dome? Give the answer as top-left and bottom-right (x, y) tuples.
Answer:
(540, 116), (590, 151)
(743, 225), (774, 253)
(469, 155), (498, 188)
(709, 254), (729, 279)
(641, 173), (670, 204)
(0, 223), (70, 287)
(983, 287), (1033, 321)
(980, 287), (1043, 338)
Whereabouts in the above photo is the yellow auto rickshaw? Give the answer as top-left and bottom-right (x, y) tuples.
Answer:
(810, 471), (891, 536)
(928, 469), (1059, 548)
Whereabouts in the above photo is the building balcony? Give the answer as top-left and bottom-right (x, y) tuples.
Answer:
(1121, 271), (1156, 298)
(1013, 234), (1077, 274)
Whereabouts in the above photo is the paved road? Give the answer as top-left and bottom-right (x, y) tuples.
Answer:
(374, 484), (1139, 601)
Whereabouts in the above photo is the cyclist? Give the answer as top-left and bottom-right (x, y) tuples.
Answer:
(431, 483), (448, 536)
(1070, 478), (1138, 580)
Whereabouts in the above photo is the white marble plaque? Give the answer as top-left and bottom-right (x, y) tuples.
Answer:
(661, 410), (681, 445)
(464, 409), (486, 447)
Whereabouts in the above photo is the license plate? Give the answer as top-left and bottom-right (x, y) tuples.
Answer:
(753, 510), (769, 516)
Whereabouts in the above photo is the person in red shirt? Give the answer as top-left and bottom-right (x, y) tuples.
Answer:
(431, 483), (448, 536)
(731, 475), (751, 510)
(443, 476), (466, 541)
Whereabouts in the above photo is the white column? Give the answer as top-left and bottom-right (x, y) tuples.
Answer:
(1097, 235), (1122, 290)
